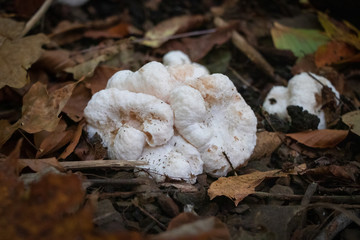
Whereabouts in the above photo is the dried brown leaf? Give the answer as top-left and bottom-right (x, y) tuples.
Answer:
(84, 66), (119, 94)
(0, 34), (49, 89)
(286, 129), (348, 148)
(63, 83), (92, 122)
(37, 49), (77, 73)
(250, 131), (283, 160)
(20, 81), (76, 133)
(0, 17), (24, 40)
(154, 212), (230, 240)
(16, 157), (64, 172)
(0, 120), (21, 147)
(141, 15), (205, 48)
(65, 55), (109, 80)
(208, 166), (305, 205)
(59, 120), (85, 159)
(342, 110), (360, 136)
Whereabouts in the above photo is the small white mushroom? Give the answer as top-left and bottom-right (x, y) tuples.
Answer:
(137, 135), (203, 184)
(169, 74), (257, 177)
(84, 88), (174, 160)
(263, 72), (340, 129)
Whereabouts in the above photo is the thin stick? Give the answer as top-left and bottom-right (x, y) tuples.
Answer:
(132, 200), (167, 230)
(59, 160), (146, 170)
(252, 191), (360, 204)
(20, 0), (54, 38)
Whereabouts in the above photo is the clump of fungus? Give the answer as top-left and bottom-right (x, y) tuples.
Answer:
(84, 51), (257, 183)
(263, 72), (340, 129)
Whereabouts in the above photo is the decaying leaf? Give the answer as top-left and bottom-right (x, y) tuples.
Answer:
(342, 110), (360, 136)
(84, 65), (119, 94)
(208, 166), (305, 205)
(65, 55), (109, 80)
(20, 82), (76, 133)
(0, 34), (49, 89)
(318, 12), (360, 50)
(141, 15), (205, 48)
(62, 83), (92, 122)
(315, 41), (358, 67)
(286, 129), (348, 148)
(271, 22), (329, 58)
(153, 212), (230, 240)
(15, 157), (64, 172)
(59, 120), (86, 159)
(250, 131), (283, 160)
(0, 17), (24, 40)
(0, 120), (21, 147)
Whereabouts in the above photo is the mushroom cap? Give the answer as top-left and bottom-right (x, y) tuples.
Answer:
(262, 72), (339, 129)
(263, 86), (289, 120)
(169, 74), (257, 177)
(105, 61), (178, 101)
(84, 88), (174, 160)
(137, 135), (204, 184)
(163, 50), (192, 66)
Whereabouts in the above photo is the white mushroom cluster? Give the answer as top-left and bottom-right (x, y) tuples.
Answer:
(84, 51), (257, 183)
(263, 72), (340, 129)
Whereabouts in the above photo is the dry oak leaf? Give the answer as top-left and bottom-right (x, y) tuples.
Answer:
(286, 129), (348, 149)
(208, 166), (306, 205)
(342, 110), (360, 136)
(0, 17), (24, 40)
(249, 131), (282, 160)
(141, 15), (205, 48)
(0, 82), (75, 147)
(20, 81), (76, 133)
(0, 34), (49, 89)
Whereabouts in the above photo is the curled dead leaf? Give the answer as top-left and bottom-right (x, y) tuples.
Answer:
(0, 33), (49, 89)
(286, 129), (348, 148)
(141, 15), (205, 48)
(342, 110), (360, 136)
(20, 82), (76, 133)
(208, 165), (306, 205)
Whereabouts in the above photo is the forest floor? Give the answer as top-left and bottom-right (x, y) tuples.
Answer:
(0, 0), (359, 239)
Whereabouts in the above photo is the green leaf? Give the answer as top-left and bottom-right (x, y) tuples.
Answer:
(271, 22), (329, 57)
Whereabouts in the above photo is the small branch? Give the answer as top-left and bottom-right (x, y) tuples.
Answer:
(252, 191), (360, 204)
(20, 0), (54, 38)
(132, 200), (167, 230)
(85, 177), (150, 187)
(214, 17), (287, 85)
(314, 210), (360, 240)
(59, 160), (147, 170)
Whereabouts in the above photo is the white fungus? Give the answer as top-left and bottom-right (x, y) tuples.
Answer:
(263, 72), (339, 129)
(84, 50), (258, 182)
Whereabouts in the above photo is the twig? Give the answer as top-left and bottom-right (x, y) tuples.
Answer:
(252, 191), (360, 204)
(314, 210), (360, 240)
(20, 0), (54, 38)
(132, 200), (167, 230)
(59, 160), (147, 170)
(85, 178), (150, 187)
(214, 17), (287, 85)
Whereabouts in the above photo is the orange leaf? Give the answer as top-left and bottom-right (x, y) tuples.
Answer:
(315, 41), (358, 67)
(286, 129), (348, 148)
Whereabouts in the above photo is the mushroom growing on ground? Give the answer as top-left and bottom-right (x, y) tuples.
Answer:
(84, 51), (257, 182)
(263, 72), (340, 129)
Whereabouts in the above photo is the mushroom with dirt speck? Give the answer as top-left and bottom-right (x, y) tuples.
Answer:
(263, 72), (339, 129)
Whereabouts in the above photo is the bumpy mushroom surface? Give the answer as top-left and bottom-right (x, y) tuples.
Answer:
(137, 135), (204, 184)
(169, 74), (257, 177)
(84, 88), (174, 160)
(263, 72), (339, 129)
(84, 51), (257, 182)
